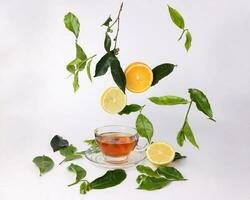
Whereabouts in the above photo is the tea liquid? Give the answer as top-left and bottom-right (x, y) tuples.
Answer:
(96, 132), (137, 157)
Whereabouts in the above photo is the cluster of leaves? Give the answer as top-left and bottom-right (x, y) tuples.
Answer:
(33, 156), (126, 194)
(64, 12), (96, 92)
(168, 5), (192, 51)
(50, 135), (85, 164)
(136, 164), (186, 190)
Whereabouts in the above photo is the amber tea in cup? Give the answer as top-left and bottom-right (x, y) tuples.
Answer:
(95, 125), (145, 163)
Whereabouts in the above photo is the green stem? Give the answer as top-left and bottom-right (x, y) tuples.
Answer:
(178, 29), (188, 41)
(112, 2), (123, 49)
(184, 101), (192, 122)
(139, 105), (146, 114)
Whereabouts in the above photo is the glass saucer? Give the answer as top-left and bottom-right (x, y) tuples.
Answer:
(84, 147), (146, 169)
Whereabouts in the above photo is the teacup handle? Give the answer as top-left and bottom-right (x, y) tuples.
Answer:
(135, 137), (148, 152)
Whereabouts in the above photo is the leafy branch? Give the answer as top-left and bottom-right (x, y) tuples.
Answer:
(147, 88), (215, 148)
(94, 3), (126, 93)
(64, 12), (96, 92)
(167, 5), (192, 51)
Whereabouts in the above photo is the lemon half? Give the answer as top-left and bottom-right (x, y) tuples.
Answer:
(101, 87), (127, 114)
(146, 142), (175, 166)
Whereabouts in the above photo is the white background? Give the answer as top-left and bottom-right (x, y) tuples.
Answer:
(0, 0), (250, 199)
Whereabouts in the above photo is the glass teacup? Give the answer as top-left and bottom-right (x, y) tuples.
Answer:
(95, 125), (147, 164)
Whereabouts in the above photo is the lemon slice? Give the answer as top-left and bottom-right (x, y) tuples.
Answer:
(146, 142), (175, 166)
(101, 87), (127, 114)
(125, 62), (153, 93)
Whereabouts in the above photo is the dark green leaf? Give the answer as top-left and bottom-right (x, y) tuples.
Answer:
(86, 59), (92, 82)
(136, 165), (159, 177)
(90, 169), (126, 189)
(94, 52), (116, 77)
(110, 57), (126, 93)
(137, 176), (170, 191)
(64, 12), (80, 38)
(149, 96), (189, 105)
(67, 164), (86, 186)
(76, 43), (87, 70)
(152, 63), (176, 86)
(183, 120), (199, 148)
(50, 135), (69, 152)
(60, 154), (82, 165)
(33, 155), (54, 176)
(84, 139), (97, 148)
(73, 72), (79, 92)
(173, 152), (186, 161)
(119, 104), (142, 115)
(156, 166), (185, 181)
(189, 88), (215, 121)
(102, 16), (112, 26)
(104, 33), (112, 52)
(59, 145), (77, 157)
(136, 114), (154, 143)
(167, 5), (185, 29)
(185, 30), (192, 51)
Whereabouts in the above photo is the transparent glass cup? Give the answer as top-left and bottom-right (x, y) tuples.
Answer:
(95, 125), (147, 164)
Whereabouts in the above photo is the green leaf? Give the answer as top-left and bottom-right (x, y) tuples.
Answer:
(119, 104), (142, 115)
(185, 30), (192, 51)
(137, 176), (170, 191)
(66, 58), (82, 74)
(110, 57), (126, 93)
(80, 181), (91, 194)
(151, 63), (176, 86)
(136, 114), (154, 143)
(149, 96), (189, 105)
(156, 166), (185, 181)
(136, 165), (159, 177)
(167, 5), (185, 29)
(67, 164), (86, 187)
(86, 59), (93, 82)
(104, 33), (112, 52)
(178, 121), (199, 148)
(76, 43), (87, 60)
(66, 63), (76, 74)
(73, 72), (79, 92)
(84, 139), (97, 148)
(76, 43), (87, 70)
(102, 16), (112, 26)
(188, 88), (215, 121)
(173, 152), (186, 161)
(177, 128), (185, 147)
(59, 145), (77, 157)
(90, 169), (126, 189)
(33, 155), (54, 176)
(64, 12), (80, 38)
(94, 52), (116, 77)
(184, 121), (199, 148)
(50, 135), (69, 152)
(60, 154), (82, 165)
(136, 174), (147, 184)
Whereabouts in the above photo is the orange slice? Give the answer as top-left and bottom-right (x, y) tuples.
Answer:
(125, 62), (153, 93)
